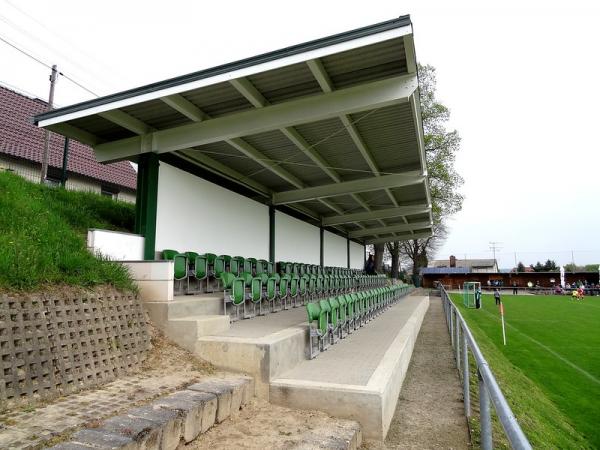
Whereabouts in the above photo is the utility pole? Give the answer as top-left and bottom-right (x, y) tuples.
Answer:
(40, 64), (58, 184)
(489, 241), (502, 269)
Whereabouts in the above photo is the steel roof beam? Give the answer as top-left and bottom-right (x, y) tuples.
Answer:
(365, 231), (431, 245)
(348, 220), (432, 238)
(273, 172), (424, 205)
(98, 110), (154, 135)
(93, 74), (417, 162)
(322, 205), (429, 226)
(161, 94), (208, 122)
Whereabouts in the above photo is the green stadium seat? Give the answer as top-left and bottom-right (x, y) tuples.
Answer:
(266, 275), (278, 313)
(307, 302), (328, 359)
(337, 295), (347, 339)
(188, 254), (209, 294)
(162, 249), (188, 295)
(249, 276), (264, 316)
(289, 274), (300, 308)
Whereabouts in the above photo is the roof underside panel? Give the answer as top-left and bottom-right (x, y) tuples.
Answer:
(321, 38), (407, 90)
(180, 82), (254, 118)
(246, 62), (323, 104)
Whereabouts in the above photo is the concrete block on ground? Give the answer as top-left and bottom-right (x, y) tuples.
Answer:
(70, 429), (137, 450)
(153, 390), (217, 442)
(187, 380), (233, 423)
(291, 421), (362, 450)
(100, 414), (162, 450)
(127, 405), (183, 450)
(218, 377), (252, 415)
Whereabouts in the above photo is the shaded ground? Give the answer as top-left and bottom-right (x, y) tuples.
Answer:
(365, 295), (470, 449)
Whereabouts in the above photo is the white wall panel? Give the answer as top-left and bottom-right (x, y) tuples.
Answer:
(155, 163), (269, 258)
(350, 242), (365, 270)
(275, 211), (320, 264)
(87, 229), (144, 261)
(324, 231), (347, 267)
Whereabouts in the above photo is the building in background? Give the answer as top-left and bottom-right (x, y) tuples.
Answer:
(429, 255), (498, 273)
(0, 85), (136, 202)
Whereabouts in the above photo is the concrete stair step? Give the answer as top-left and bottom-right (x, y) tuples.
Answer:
(145, 295), (224, 325)
(166, 315), (230, 352)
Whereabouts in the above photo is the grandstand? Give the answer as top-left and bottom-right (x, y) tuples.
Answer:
(35, 16), (431, 440)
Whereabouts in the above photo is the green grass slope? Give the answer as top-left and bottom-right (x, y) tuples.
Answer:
(0, 171), (136, 291)
(451, 292), (598, 449)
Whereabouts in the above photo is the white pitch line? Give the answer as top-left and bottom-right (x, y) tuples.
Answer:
(480, 308), (600, 386)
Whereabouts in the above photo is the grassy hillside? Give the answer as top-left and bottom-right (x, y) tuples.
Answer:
(450, 293), (595, 449)
(0, 171), (136, 291)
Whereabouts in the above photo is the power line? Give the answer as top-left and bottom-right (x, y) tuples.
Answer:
(0, 32), (99, 97)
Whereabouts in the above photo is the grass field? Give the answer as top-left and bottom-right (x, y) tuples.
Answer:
(0, 171), (136, 291)
(451, 292), (600, 449)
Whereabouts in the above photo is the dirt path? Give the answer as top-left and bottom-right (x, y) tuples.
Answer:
(365, 296), (470, 450)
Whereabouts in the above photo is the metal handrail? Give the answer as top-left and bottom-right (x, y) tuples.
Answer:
(440, 286), (532, 450)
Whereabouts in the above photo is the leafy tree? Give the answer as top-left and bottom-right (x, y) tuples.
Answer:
(543, 259), (558, 271)
(386, 65), (463, 278)
(517, 261), (525, 272)
(584, 264), (600, 272)
(533, 261), (545, 272)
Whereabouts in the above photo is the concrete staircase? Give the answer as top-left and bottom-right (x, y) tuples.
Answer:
(145, 295), (230, 352)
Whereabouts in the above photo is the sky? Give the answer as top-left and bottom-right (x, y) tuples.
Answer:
(1, 0), (598, 269)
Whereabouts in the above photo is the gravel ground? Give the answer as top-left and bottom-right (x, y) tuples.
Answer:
(364, 296), (470, 450)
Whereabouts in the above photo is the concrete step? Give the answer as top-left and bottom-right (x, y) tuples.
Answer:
(166, 315), (230, 352)
(145, 295), (224, 326)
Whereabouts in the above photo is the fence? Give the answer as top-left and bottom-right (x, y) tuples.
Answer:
(440, 286), (532, 450)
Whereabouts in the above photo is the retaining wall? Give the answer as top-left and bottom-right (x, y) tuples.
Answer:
(0, 288), (151, 403)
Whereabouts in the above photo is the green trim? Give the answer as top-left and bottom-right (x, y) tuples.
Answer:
(320, 227), (324, 267)
(135, 153), (159, 260)
(269, 205), (275, 263)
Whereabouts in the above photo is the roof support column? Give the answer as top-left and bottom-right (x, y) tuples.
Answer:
(269, 205), (275, 264)
(347, 238), (350, 269)
(320, 227), (324, 267)
(135, 153), (159, 260)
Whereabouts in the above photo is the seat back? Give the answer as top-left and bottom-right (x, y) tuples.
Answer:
(173, 254), (187, 280)
(250, 277), (262, 302)
(244, 258), (256, 274)
(214, 255), (227, 277)
(337, 295), (347, 322)
(279, 275), (290, 297)
(266, 277), (278, 301)
(266, 261), (274, 275)
(204, 253), (217, 264)
(195, 255), (208, 279)
(256, 259), (267, 275)
(231, 256), (245, 276)
(240, 271), (253, 287)
(328, 297), (340, 327)
(307, 302), (328, 336)
(299, 276), (307, 295)
(232, 277), (246, 305)
(162, 249), (179, 260)
(289, 275), (299, 296)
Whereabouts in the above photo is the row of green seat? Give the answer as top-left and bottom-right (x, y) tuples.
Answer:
(161, 249), (386, 296)
(223, 272), (386, 322)
(306, 284), (412, 359)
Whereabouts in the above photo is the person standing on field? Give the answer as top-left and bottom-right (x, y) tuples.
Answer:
(494, 288), (501, 306)
(512, 281), (518, 295)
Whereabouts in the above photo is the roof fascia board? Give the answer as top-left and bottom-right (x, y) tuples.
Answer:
(94, 74), (418, 162)
(36, 22), (412, 128)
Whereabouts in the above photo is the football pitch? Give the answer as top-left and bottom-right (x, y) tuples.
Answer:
(450, 292), (600, 448)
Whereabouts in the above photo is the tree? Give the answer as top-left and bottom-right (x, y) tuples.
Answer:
(533, 261), (545, 272)
(394, 65), (464, 277)
(517, 261), (525, 272)
(584, 264), (600, 272)
(543, 259), (558, 271)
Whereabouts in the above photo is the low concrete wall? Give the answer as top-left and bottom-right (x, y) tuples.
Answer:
(124, 261), (174, 302)
(88, 229), (144, 261)
(0, 288), (151, 404)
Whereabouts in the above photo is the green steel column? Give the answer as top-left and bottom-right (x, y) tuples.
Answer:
(320, 227), (324, 267)
(269, 205), (275, 263)
(347, 238), (350, 269)
(135, 153), (159, 260)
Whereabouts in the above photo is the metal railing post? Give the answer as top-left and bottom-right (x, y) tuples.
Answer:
(455, 318), (461, 372)
(462, 328), (471, 417)
(450, 308), (455, 348)
(479, 370), (493, 450)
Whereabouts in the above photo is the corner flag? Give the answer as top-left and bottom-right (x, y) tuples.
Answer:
(500, 302), (507, 345)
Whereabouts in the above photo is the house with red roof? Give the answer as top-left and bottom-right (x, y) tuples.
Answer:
(0, 85), (136, 202)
